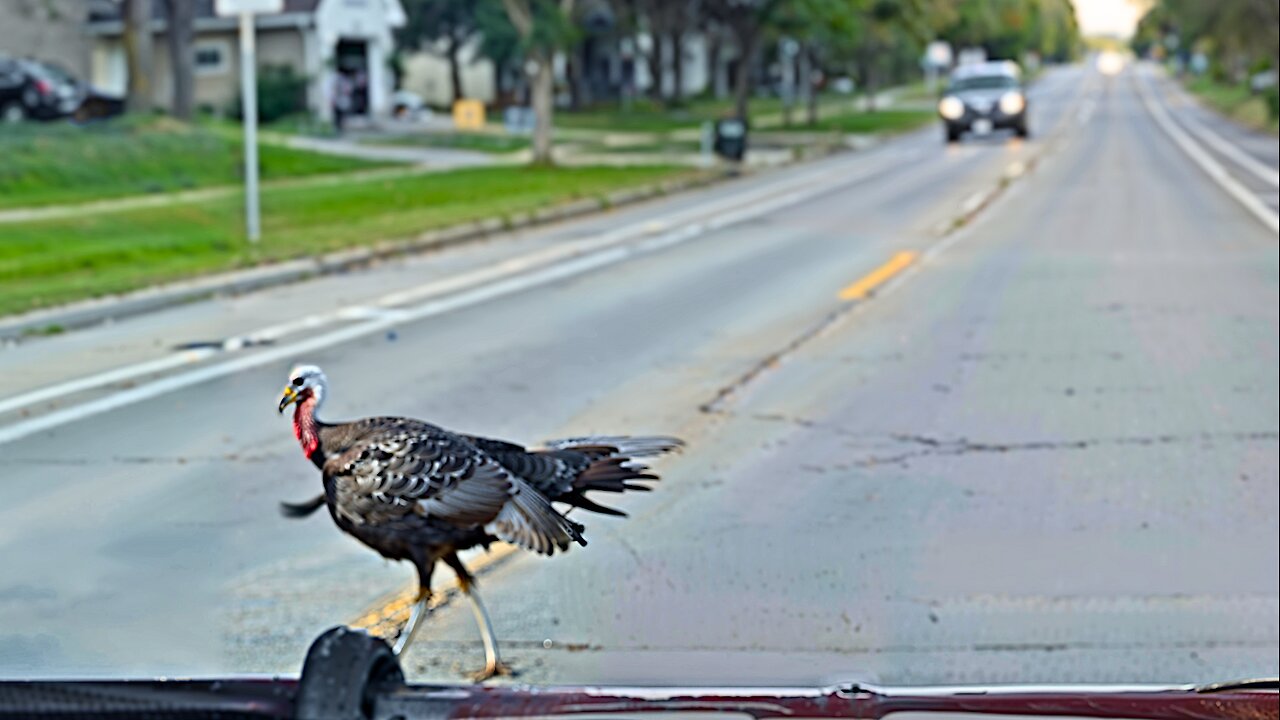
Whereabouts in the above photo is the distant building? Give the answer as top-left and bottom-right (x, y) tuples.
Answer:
(400, 37), (496, 108)
(86, 0), (405, 121)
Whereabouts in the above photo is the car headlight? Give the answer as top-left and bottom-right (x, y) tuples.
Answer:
(999, 92), (1025, 115)
(938, 96), (965, 120)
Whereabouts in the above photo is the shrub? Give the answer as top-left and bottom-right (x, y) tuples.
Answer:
(228, 64), (308, 124)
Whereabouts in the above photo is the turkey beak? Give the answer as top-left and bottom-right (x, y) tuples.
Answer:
(278, 387), (299, 414)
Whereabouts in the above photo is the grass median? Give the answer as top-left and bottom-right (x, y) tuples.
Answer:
(0, 164), (697, 318)
(1183, 76), (1279, 135)
(0, 118), (391, 209)
(774, 108), (935, 135)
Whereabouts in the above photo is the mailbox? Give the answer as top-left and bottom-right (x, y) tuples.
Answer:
(713, 118), (748, 161)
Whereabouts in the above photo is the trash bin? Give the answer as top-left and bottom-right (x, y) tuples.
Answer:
(713, 117), (748, 161)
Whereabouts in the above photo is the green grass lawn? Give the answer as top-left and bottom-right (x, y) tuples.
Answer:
(774, 108), (935, 135)
(1183, 75), (1280, 135)
(364, 132), (531, 154)
(557, 95), (796, 132)
(0, 164), (694, 317)
(575, 139), (704, 155)
(0, 117), (391, 209)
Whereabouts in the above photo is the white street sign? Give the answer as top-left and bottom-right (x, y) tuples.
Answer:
(214, 0), (283, 16)
(925, 41), (953, 68)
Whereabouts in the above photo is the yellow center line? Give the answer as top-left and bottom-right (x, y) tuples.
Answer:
(838, 251), (918, 301)
(349, 543), (520, 637)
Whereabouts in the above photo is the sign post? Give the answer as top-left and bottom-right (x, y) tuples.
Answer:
(215, 0), (282, 242)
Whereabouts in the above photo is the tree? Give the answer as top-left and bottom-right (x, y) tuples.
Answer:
(476, 0), (523, 102)
(161, 0), (194, 119)
(702, 0), (781, 119)
(630, 0), (695, 105)
(785, 0), (866, 125)
(398, 0), (482, 103)
(122, 0), (154, 113)
(501, 0), (577, 164)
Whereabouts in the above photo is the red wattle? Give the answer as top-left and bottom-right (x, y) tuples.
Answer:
(293, 396), (320, 459)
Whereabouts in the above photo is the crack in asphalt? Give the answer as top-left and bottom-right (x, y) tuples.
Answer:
(725, 413), (1278, 468)
(860, 430), (1280, 467)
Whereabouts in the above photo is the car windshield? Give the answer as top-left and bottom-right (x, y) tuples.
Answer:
(34, 63), (75, 84)
(949, 74), (1020, 91)
(0, 0), (1277, 716)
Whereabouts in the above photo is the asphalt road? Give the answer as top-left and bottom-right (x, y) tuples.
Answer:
(0, 60), (1275, 688)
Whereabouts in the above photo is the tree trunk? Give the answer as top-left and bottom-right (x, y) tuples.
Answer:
(163, 0), (194, 120)
(566, 46), (583, 110)
(732, 29), (755, 120)
(859, 49), (879, 113)
(669, 30), (683, 104)
(804, 47), (818, 127)
(707, 29), (724, 99)
(531, 53), (554, 164)
(123, 0), (153, 113)
(645, 32), (664, 103)
(447, 34), (464, 103)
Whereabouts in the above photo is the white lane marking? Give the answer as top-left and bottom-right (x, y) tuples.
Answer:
(1162, 89), (1279, 188)
(0, 349), (216, 417)
(1135, 68), (1280, 234)
(0, 151), (909, 447)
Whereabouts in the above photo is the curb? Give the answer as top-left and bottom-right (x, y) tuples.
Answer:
(0, 137), (872, 342)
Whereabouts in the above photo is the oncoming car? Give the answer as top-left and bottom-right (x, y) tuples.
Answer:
(937, 60), (1029, 143)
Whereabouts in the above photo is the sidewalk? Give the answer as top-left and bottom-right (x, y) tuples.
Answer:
(0, 131), (504, 226)
(278, 134), (499, 168)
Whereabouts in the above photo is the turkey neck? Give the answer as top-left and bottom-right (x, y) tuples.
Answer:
(293, 395), (324, 466)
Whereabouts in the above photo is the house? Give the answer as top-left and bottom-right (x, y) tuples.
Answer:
(86, 0), (405, 120)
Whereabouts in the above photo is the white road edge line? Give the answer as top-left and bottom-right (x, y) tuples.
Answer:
(1161, 82), (1279, 188)
(0, 349), (217, 417)
(0, 151), (908, 447)
(1134, 67), (1279, 234)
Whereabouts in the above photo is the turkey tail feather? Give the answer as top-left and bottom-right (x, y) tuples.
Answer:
(538, 435), (682, 518)
(542, 435), (684, 458)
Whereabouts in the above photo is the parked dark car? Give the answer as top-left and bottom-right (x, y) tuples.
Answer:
(0, 57), (85, 123)
(937, 60), (1029, 143)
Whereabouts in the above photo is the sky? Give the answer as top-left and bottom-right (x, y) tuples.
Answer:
(1073, 0), (1149, 38)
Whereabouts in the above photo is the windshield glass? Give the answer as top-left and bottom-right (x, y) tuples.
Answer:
(0, 0), (1276, 709)
(949, 74), (1020, 91)
(33, 63), (75, 84)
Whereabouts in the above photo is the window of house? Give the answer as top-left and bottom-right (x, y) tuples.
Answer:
(194, 42), (230, 76)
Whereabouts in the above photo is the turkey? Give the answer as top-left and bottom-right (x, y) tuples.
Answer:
(276, 364), (681, 680)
